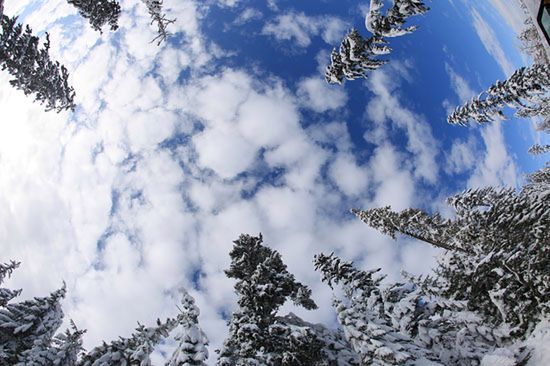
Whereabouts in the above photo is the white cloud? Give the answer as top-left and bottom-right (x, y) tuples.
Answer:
(233, 8), (263, 25)
(262, 11), (347, 47)
(297, 76), (348, 113)
(329, 154), (369, 197)
(365, 65), (440, 184)
(445, 63), (476, 104)
(445, 136), (478, 175)
(487, 0), (525, 35)
(470, 8), (515, 76)
(467, 122), (518, 188)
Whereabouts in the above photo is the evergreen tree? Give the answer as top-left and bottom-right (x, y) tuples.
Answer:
(0, 260), (21, 307)
(0, 15), (76, 112)
(314, 253), (518, 365)
(67, 0), (121, 32)
(277, 313), (361, 366)
(79, 317), (179, 366)
(314, 253), (437, 365)
(448, 64), (550, 127)
(352, 183), (550, 338)
(217, 233), (321, 366)
(365, 0), (429, 38)
(142, 0), (176, 45)
(325, 29), (388, 85)
(325, 0), (428, 85)
(166, 289), (209, 366)
(16, 321), (85, 366)
(0, 284), (66, 364)
(528, 143), (550, 155)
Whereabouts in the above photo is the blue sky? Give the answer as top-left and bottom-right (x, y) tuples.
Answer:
(0, 0), (547, 363)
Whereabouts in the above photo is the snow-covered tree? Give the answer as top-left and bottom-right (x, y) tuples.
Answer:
(365, 0), (429, 38)
(0, 15), (76, 112)
(0, 284), (66, 364)
(448, 64), (550, 127)
(66, 0), (121, 32)
(0, 261), (21, 307)
(325, 29), (389, 84)
(517, 17), (549, 65)
(314, 253), (438, 365)
(353, 184), (550, 338)
(277, 313), (360, 366)
(314, 253), (521, 365)
(142, 0), (176, 45)
(325, 0), (428, 84)
(79, 317), (179, 366)
(166, 289), (209, 366)
(16, 321), (85, 366)
(528, 143), (550, 155)
(217, 233), (322, 366)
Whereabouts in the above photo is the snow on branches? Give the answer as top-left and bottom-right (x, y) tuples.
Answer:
(447, 64), (550, 128)
(325, 0), (428, 84)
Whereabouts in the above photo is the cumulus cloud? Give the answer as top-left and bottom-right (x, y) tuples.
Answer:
(262, 11), (347, 47)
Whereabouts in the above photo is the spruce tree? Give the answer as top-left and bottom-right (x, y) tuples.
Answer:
(0, 15), (76, 112)
(314, 253), (437, 365)
(16, 321), (85, 366)
(142, 0), (175, 45)
(528, 143), (550, 155)
(314, 253), (517, 365)
(66, 0), (121, 32)
(0, 284), (66, 364)
(166, 289), (209, 366)
(0, 261), (21, 307)
(352, 183), (550, 337)
(448, 64), (550, 127)
(365, 0), (429, 38)
(325, 29), (388, 85)
(217, 233), (322, 366)
(79, 317), (179, 366)
(325, 0), (428, 85)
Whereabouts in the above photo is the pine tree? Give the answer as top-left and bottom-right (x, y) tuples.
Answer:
(448, 64), (550, 126)
(217, 233), (321, 366)
(166, 289), (209, 366)
(365, 0), (429, 38)
(142, 0), (175, 45)
(0, 284), (66, 364)
(352, 184), (550, 337)
(0, 15), (76, 112)
(79, 316), (180, 366)
(67, 0), (121, 32)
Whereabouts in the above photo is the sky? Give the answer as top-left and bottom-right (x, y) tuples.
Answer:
(0, 0), (548, 363)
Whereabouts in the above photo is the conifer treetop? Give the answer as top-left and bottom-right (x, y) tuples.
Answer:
(0, 15), (76, 112)
(67, 0), (121, 32)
